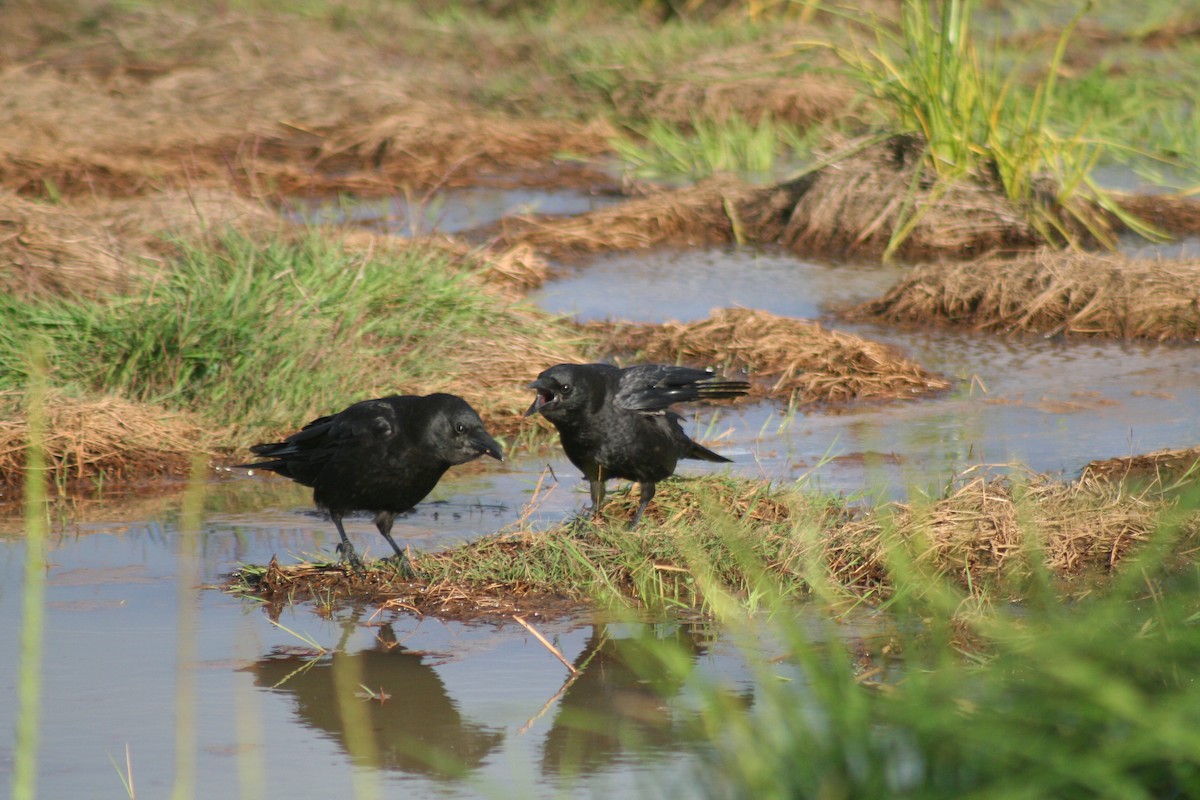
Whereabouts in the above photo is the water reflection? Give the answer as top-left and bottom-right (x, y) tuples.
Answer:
(250, 614), (504, 778)
(540, 621), (734, 778)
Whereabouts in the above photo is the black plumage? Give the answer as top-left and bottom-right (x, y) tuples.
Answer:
(525, 363), (749, 526)
(239, 393), (503, 571)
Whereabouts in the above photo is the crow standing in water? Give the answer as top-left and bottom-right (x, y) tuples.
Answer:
(525, 363), (749, 527)
(239, 394), (503, 573)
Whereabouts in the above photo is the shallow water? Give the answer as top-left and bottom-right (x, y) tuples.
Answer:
(533, 246), (1200, 496)
(5, 192), (1200, 798)
(283, 185), (622, 240)
(0, 495), (888, 798)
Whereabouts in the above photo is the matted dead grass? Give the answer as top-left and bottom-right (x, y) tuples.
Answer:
(227, 470), (1200, 615)
(630, 74), (856, 128)
(0, 190), (144, 298)
(588, 307), (950, 404)
(1083, 446), (1200, 483)
(0, 391), (210, 492)
(822, 472), (1191, 597)
(498, 135), (1102, 262)
(0, 188), (281, 299)
(755, 135), (1064, 260)
(0, 2), (619, 201)
(1115, 192), (1200, 236)
(497, 175), (773, 259)
(846, 248), (1200, 340)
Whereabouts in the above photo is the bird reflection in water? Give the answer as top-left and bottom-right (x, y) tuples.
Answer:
(250, 615), (504, 778)
(539, 620), (740, 778)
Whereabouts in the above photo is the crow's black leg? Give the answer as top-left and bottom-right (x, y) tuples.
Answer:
(588, 478), (607, 518)
(374, 511), (414, 577)
(332, 513), (366, 575)
(629, 482), (656, 528)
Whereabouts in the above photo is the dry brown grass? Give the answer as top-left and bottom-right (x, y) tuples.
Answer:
(0, 4), (616, 201)
(497, 176), (773, 259)
(1083, 446), (1200, 483)
(227, 469), (1198, 615)
(846, 248), (1200, 340)
(635, 75), (854, 128)
(0, 191), (150, 298)
(0, 188), (282, 299)
(0, 391), (210, 492)
(757, 135), (1058, 261)
(1115, 193), (1200, 236)
(824, 472), (1190, 598)
(588, 307), (950, 404)
(497, 135), (1100, 262)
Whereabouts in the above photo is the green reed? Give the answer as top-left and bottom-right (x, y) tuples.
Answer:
(11, 350), (48, 800)
(621, 481), (1200, 798)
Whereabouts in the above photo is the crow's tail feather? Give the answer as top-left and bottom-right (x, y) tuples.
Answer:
(686, 439), (733, 463)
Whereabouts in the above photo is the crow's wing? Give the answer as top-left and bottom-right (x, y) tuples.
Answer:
(242, 399), (402, 483)
(613, 365), (749, 413)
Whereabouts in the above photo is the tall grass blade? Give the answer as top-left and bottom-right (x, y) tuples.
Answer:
(171, 455), (207, 800)
(11, 347), (48, 800)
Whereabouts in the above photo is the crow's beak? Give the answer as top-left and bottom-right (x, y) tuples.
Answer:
(477, 432), (504, 462)
(525, 379), (554, 417)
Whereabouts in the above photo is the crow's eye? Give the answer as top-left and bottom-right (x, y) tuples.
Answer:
(455, 423), (466, 433)
(560, 383), (572, 395)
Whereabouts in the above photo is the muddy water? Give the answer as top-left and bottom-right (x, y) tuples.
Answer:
(4, 188), (1200, 798)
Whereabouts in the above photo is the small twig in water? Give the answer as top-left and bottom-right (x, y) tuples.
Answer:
(513, 615), (578, 675)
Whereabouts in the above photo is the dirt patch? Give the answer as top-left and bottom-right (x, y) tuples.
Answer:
(587, 307), (951, 405)
(845, 248), (1200, 340)
(0, 391), (209, 493)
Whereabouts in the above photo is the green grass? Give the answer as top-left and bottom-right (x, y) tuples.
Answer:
(808, 0), (1158, 254)
(668, 488), (1200, 799)
(11, 353), (48, 800)
(610, 114), (816, 181)
(0, 233), (538, 438)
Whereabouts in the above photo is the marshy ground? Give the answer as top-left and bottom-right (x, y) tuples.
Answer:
(4, 1), (1200, 796)
(3, 1), (1198, 599)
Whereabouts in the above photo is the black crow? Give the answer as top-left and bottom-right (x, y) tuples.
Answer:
(239, 393), (503, 572)
(525, 363), (749, 526)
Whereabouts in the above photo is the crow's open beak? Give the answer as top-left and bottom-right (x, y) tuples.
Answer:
(525, 379), (555, 417)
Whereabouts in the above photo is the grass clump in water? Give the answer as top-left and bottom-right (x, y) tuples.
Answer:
(809, 0), (1158, 255)
(231, 468), (1200, 617)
